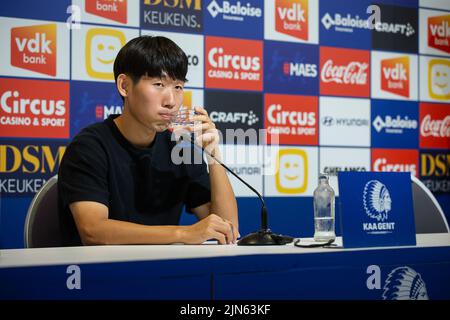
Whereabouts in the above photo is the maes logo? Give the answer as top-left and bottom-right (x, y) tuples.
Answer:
(284, 61), (317, 78)
(0, 142), (66, 196)
(381, 56), (410, 97)
(275, 0), (308, 40)
(207, 0), (262, 20)
(11, 24), (56, 76)
(85, 0), (128, 24)
(95, 105), (123, 120)
(428, 14), (450, 54)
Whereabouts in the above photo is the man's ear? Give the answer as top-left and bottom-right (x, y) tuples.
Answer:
(116, 74), (129, 99)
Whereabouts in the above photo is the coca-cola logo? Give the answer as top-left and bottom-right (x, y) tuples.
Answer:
(420, 115), (450, 137)
(321, 60), (368, 85)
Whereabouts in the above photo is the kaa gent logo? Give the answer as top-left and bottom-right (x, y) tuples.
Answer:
(366, 265), (429, 300)
(363, 180), (392, 222)
(383, 267), (429, 300)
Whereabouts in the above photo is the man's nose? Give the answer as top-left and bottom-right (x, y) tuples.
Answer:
(163, 88), (176, 109)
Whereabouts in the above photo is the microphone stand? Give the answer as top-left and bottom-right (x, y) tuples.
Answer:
(178, 133), (294, 246)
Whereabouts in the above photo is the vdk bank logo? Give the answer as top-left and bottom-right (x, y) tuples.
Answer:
(381, 56), (410, 98)
(429, 59), (450, 100)
(362, 180), (395, 234)
(275, 0), (308, 41)
(85, 0), (128, 24)
(428, 14), (450, 54)
(86, 28), (126, 79)
(207, 0), (262, 20)
(383, 267), (429, 300)
(11, 24), (56, 76)
(276, 149), (307, 194)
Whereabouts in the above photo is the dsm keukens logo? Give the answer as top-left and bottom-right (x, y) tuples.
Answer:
(383, 267), (429, 300)
(363, 180), (392, 222)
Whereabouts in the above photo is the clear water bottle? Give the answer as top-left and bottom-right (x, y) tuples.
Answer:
(313, 175), (336, 242)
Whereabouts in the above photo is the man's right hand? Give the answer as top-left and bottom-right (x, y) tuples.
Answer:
(179, 213), (237, 245)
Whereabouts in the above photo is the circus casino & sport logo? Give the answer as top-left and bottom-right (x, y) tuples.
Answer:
(362, 180), (395, 234)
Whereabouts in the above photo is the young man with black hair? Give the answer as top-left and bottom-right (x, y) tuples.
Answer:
(58, 36), (238, 246)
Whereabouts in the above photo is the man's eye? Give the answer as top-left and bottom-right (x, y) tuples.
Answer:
(154, 83), (164, 87)
(175, 86), (184, 90)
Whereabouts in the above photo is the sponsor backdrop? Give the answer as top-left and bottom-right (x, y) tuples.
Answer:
(0, 0), (449, 248)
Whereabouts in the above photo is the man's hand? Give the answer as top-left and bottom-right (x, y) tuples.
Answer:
(191, 106), (220, 159)
(180, 213), (238, 244)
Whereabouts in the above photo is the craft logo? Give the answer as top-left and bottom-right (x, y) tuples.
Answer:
(210, 110), (259, 126)
(0, 78), (69, 138)
(420, 150), (450, 193)
(419, 103), (450, 149)
(381, 56), (409, 98)
(429, 59), (450, 100)
(142, 0), (202, 32)
(276, 148), (307, 194)
(428, 14), (450, 54)
(372, 149), (418, 177)
(265, 94), (317, 145)
(207, 0), (262, 20)
(205, 36), (263, 91)
(86, 28), (126, 80)
(11, 24), (56, 76)
(275, 0), (308, 40)
(85, 0), (128, 24)
(374, 19), (415, 37)
(372, 5), (418, 53)
(362, 180), (395, 234)
(383, 267), (429, 300)
(0, 141), (66, 197)
(320, 47), (370, 97)
(205, 90), (262, 144)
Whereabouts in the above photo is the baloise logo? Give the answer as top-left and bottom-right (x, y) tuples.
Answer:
(207, 0), (262, 20)
(372, 115), (417, 134)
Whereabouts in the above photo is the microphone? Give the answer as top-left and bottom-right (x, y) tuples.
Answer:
(172, 129), (294, 246)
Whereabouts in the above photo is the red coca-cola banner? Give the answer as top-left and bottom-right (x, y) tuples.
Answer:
(320, 46), (370, 98)
(419, 102), (450, 149)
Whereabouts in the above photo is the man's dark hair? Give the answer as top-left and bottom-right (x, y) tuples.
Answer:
(113, 36), (188, 90)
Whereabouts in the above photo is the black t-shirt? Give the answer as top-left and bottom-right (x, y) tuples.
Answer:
(58, 115), (211, 246)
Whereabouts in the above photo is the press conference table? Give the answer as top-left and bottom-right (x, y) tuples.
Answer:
(1, 233), (450, 300)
